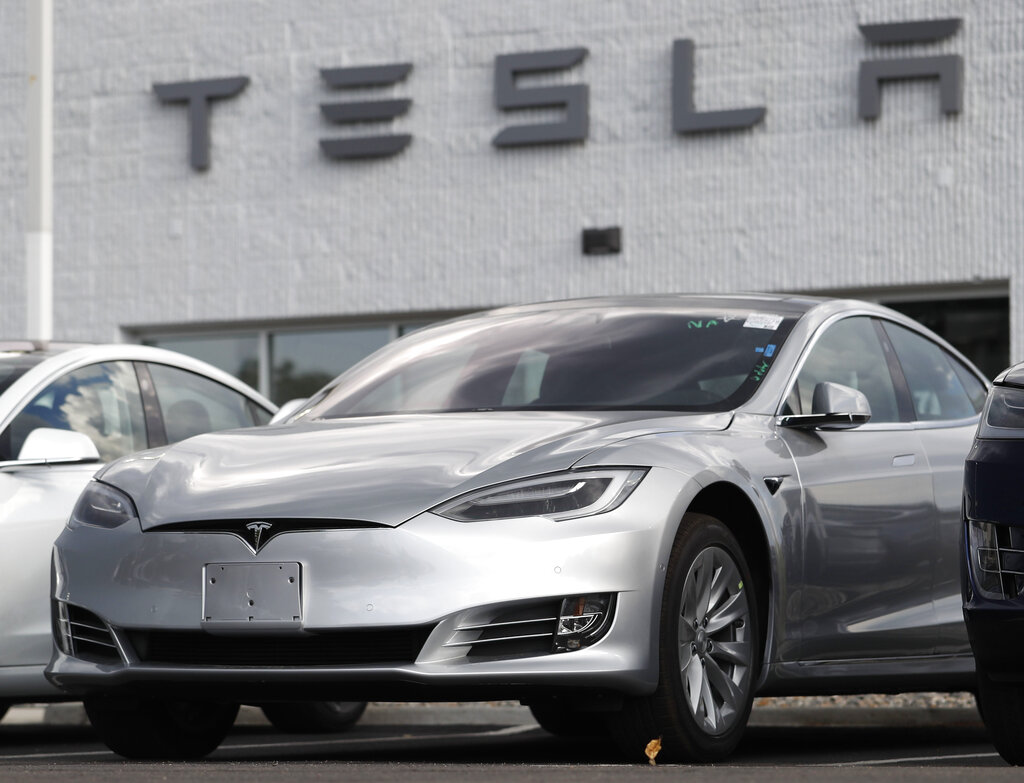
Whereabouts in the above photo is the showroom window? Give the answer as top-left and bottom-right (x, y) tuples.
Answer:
(270, 327), (390, 403)
(143, 322), (431, 405)
(885, 297), (1008, 381)
(144, 334), (260, 391)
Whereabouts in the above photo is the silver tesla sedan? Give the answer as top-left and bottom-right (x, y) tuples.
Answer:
(46, 295), (989, 761)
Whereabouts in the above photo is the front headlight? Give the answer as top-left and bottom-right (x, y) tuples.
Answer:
(978, 386), (1024, 438)
(433, 468), (648, 522)
(67, 481), (139, 530)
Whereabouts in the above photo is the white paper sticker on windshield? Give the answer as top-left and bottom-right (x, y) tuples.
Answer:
(743, 313), (784, 330)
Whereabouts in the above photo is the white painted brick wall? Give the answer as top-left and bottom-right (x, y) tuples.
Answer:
(0, 1), (1020, 356)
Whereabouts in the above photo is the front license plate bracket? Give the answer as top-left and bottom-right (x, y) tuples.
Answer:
(202, 562), (302, 632)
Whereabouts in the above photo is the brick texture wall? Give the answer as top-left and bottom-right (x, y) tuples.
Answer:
(0, 1), (1020, 355)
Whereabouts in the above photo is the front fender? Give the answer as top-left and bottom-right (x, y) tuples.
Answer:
(574, 418), (800, 688)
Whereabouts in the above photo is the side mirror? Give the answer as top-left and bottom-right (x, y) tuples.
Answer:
(269, 398), (308, 425)
(778, 382), (872, 430)
(20, 428), (101, 462)
(0, 428), (101, 469)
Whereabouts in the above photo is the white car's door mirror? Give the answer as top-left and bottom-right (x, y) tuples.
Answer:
(13, 428), (101, 464)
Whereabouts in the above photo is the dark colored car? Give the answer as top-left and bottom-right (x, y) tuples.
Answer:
(963, 362), (1024, 765)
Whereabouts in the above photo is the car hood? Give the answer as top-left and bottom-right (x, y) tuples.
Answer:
(101, 410), (731, 528)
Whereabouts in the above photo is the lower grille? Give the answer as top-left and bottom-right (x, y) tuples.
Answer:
(58, 603), (120, 664)
(446, 599), (561, 660)
(127, 626), (433, 667)
(972, 519), (1024, 599)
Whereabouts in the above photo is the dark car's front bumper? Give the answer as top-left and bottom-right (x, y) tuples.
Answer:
(963, 438), (1024, 680)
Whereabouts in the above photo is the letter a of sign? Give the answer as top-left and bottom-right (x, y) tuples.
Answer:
(672, 40), (765, 134)
(493, 48), (589, 147)
(858, 18), (963, 120)
(153, 77), (249, 171)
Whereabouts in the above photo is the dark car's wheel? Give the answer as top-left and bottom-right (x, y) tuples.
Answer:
(976, 668), (1024, 765)
(84, 696), (238, 759)
(607, 512), (759, 763)
(528, 700), (610, 738)
(260, 701), (367, 733)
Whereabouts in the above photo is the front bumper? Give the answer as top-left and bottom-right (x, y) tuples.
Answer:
(964, 604), (1024, 682)
(47, 467), (690, 701)
(963, 442), (1024, 681)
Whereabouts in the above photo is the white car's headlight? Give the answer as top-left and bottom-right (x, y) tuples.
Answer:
(433, 468), (648, 522)
(68, 481), (139, 530)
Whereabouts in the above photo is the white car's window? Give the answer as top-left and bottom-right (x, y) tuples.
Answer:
(0, 361), (146, 462)
(883, 321), (986, 421)
(147, 363), (260, 443)
(786, 317), (900, 423)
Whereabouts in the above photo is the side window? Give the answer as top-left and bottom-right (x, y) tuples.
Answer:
(147, 363), (260, 443)
(882, 321), (986, 421)
(1, 362), (146, 462)
(785, 317), (900, 423)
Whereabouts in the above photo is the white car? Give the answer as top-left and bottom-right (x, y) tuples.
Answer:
(0, 341), (274, 719)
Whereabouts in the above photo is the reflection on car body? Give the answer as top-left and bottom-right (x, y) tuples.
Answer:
(45, 295), (989, 762)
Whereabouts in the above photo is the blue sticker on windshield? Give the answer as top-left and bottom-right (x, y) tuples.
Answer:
(755, 344), (776, 358)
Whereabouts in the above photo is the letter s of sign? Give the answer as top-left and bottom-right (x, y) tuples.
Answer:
(492, 48), (589, 148)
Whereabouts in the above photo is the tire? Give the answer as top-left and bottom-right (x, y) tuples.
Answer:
(260, 701), (367, 733)
(528, 700), (610, 738)
(83, 696), (238, 760)
(606, 512), (760, 763)
(976, 667), (1024, 765)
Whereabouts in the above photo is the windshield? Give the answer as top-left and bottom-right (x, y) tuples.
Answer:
(306, 305), (802, 419)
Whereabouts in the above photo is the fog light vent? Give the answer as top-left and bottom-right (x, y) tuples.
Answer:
(554, 594), (615, 652)
(970, 519), (1024, 600)
(53, 601), (120, 664)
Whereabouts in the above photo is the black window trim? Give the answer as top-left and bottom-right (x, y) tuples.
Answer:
(872, 318), (916, 423)
(133, 362), (168, 447)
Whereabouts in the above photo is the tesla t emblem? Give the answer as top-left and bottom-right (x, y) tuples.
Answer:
(244, 521), (273, 553)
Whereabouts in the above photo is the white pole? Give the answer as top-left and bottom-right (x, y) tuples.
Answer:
(27, 0), (53, 342)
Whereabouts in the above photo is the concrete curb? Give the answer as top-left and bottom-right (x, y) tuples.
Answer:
(2, 701), (984, 730)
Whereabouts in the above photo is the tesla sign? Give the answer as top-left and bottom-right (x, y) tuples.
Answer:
(153, 18), (963, 171)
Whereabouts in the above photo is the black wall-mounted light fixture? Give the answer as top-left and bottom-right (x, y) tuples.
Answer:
(582, 226), (621, 255)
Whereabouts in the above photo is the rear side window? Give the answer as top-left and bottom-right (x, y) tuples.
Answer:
(883, 322), (986, 421)
(147, 363), (260, 444)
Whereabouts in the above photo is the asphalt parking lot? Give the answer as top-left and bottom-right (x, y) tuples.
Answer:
(0, 695), (1014, 782)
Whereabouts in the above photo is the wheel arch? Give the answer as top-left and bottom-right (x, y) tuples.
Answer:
(685, 481), (772, 679)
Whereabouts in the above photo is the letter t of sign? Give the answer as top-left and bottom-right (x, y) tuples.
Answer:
(153, 77), (249, 171)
